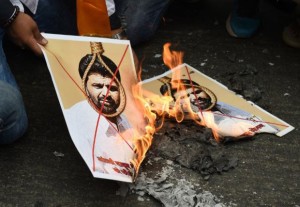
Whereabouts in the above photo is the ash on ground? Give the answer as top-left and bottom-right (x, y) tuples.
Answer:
(151, 120), (238, 180)
(130, 158), (228, 207)
(126, 120), (239, 207)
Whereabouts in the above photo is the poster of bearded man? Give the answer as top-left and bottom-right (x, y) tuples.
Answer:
(41, 34), (146, 183)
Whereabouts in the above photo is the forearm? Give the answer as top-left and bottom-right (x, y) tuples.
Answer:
(0, 0), (15, 27)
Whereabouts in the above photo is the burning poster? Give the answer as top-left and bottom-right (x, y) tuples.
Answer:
(40, 34), (294, 183)
(40, 34), (146, 182)
(139, 63), (294, 141)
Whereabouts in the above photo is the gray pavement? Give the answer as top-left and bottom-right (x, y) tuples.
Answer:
(1, 0), (299, 206)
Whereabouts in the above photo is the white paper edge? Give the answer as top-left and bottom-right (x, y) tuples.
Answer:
(42, 33), (131, 45)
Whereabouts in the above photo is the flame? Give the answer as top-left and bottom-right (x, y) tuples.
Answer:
(130, 43), (197, 177)
(130, 84), (156, 177)
(161, 43), (222, 141)
(130, 42), (255, 179)
(163, 43), (183, 69)
(198, 112), (220, 142)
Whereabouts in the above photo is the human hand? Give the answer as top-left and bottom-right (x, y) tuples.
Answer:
(6, 12), (48, 56)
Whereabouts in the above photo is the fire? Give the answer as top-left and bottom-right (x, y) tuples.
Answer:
(161, 43), (198, 123)
(130, 42), (223, 178)
(130, 84), (156, 177)
(130, 42), (289, 180)
(163, 42), (183, 69)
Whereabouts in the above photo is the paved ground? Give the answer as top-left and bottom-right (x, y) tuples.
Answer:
(1, 0), (299, 206)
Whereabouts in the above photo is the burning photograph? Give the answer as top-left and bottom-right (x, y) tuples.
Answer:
(41, 34), (146, 182)
(158, 76), (217, 112)
(140, 63), (294, 141)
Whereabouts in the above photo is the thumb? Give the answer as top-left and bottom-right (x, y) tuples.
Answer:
(31, 29), (47, 56)
(33, 28), (48, 46)
(34, 32), (48, 46)
(27, 37), (44, 56)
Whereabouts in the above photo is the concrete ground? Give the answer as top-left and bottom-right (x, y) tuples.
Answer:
(1, 0), (299, 206)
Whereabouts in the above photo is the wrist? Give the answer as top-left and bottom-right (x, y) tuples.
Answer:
(112, 28), (127, 40)
(1, 6), (20, 29)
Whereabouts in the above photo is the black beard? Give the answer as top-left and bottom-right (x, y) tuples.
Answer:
(191, 98), (211, 110)
(95, 97), (118, 114)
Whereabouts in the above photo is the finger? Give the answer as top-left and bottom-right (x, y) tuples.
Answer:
(33, 27), (48, 46)
(26, 37), (43, 56)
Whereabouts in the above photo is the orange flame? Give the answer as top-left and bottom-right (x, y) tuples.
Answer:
(130, 42), (274, 178)
(130, 84), (156, 177)
(163, 43), (183, 69)
(161, 43), (223, 140)
(130, 42), (231, 178)
(130, 43), (197, 177)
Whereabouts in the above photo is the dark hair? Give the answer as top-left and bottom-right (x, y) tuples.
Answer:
(78, 54), (121, 82)
(159, 79), (200, 97)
